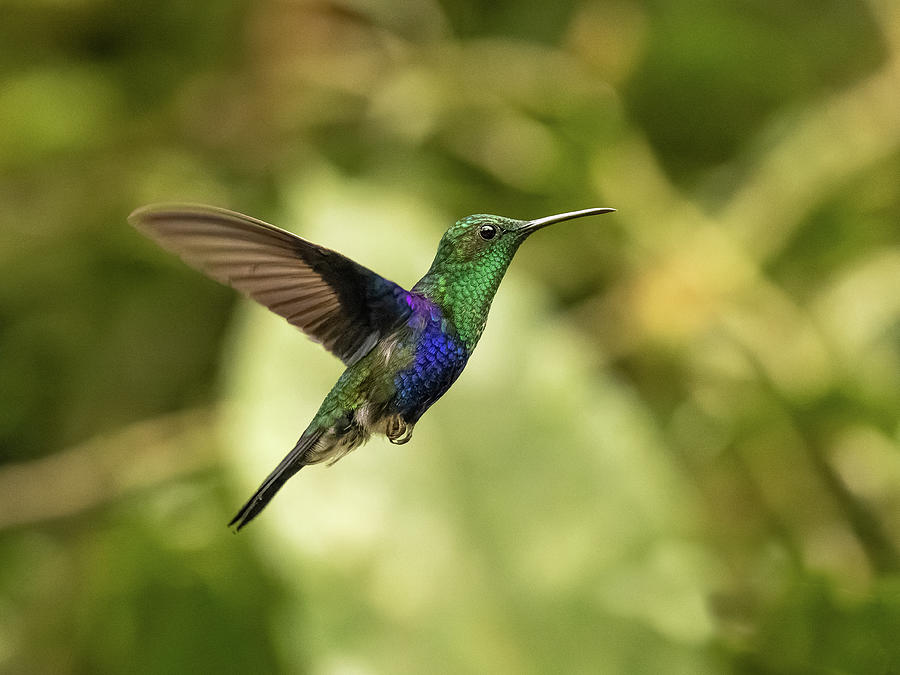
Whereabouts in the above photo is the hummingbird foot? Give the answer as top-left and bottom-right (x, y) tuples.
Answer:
(385, 415), (414, 445)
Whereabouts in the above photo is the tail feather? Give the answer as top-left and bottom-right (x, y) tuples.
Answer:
(229, 428), (325, 531)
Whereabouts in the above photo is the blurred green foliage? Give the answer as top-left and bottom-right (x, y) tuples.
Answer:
(1, 0), (899, 672)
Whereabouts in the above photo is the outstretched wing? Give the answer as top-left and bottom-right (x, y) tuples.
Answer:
(129, 204), (412, 366)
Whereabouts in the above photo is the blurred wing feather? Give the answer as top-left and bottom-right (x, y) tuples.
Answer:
(129, 204), (411, 366)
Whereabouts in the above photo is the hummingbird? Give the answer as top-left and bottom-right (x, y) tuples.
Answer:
(129, 204), (614, 529)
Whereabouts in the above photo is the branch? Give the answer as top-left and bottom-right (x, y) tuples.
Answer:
(0, 407), (218, 531)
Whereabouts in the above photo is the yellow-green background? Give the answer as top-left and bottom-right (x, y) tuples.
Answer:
(2, 0), (899, 672)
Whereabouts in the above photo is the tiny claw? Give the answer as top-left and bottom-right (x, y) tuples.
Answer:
(386, 415), (414, 445)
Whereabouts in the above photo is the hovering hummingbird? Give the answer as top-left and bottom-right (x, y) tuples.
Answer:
(130, 204), (614, 529)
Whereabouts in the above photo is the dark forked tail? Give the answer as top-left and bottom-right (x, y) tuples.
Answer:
(229, 428), (325, 531)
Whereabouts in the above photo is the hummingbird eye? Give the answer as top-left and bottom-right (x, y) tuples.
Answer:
(479, 224), (497, 240)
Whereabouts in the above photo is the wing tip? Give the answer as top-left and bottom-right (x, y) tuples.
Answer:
(127, 203), (154, 228)
(127, 203), (289, 236)
(128, 203), (222, 228)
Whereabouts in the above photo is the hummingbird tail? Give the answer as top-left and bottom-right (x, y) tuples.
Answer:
(228, 428), (325, 531)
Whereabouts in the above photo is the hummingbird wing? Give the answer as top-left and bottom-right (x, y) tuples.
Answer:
(129, 204), (412, 366)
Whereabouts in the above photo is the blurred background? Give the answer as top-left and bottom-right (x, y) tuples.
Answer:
(2, 0), (899, 672)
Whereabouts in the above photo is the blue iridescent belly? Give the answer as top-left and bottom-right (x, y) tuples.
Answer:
(394, 314), (469, 422)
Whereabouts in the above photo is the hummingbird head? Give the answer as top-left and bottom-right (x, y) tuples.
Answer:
(414, 207), (615, 348)
(429, 214), (525, 270)
(430, 207), (616, 270)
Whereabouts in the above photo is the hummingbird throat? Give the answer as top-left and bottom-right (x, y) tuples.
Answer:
(414, 244), (519, 350)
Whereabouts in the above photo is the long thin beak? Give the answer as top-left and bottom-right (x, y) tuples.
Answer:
(515, 207), (616, 235)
